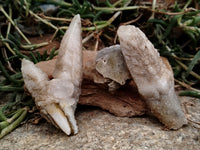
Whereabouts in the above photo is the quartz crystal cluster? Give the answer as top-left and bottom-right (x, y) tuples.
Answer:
(22, 14), (82, 135)
(22, 15), (187, 136)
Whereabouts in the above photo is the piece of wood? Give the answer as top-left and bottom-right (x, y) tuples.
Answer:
(79, 80), (146, 117)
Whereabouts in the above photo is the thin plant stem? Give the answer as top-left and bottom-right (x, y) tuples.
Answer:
(7, 108), (24, 123)
(92, 5), (149, 11)
(39, 14), (71, 22)
(0, 108), (27, 139)
(94, 4), (196, 16)
(50, 29), (60, 42)
(29, 10), (58, 31)
(2, 49), (16, 73)
(175, 79), (200, 92)
(0, 5), (31, 44)
(122, 13), (143, 25)
(0, 108), (24, 128)
(0, 108), (7, 121)
(0, 61), (21, 85)
(83, 0), (131, 31)
(175, 60), (200, 80)
(113, 0), (124, 7)
(161, 38), (200, 81)
(0, 85), (24, 92)
(0, 121), (9, 129)
(149, 0), (157, 19)
(0, 34), (15, 55)
(183, 0), (192, 9)
(3, 43), (15, 55)
(16, 1), (64, 33)
(82, 31), (98, 44)
(173, 55), (193, 61)
(3, 5), (16, 73)
(20, 42), (49, 50)
(6, 5), (12, 39)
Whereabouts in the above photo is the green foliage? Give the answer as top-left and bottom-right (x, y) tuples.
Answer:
(56, 0), (95, 18)
(179, 90), (200, 98)
(186, 50), (200, 77)
(146, 2), (200, 88)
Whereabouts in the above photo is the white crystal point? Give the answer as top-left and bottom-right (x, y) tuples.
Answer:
(21, 58), (48, 92)
(45, 104), (72, 135)
(21, 14), (82, 135)
(117, 25), (187, 129)
(53, 14), (82, 86)
(21, 58), (73, 135)
(21, 58), (49, 102)
(52, 14), (82, 134)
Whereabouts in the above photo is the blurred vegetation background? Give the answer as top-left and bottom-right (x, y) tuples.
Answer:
(0, 0), (199, 138)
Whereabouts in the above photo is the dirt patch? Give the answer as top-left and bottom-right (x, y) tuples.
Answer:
(0, 96), (199, 150)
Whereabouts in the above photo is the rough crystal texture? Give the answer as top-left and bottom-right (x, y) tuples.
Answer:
(21, 14), (82, 135)
(117, 25), (187, 129)
(96, 45), (131, 85)
(96, 45), (131, 91)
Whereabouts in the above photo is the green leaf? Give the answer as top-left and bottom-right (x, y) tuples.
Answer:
(179, 90), (200, 98)
(186, 50), (200, 77)
(30, 52), (38, 64)
(0, 108), (27, 139)
(163, 15), (182, 39)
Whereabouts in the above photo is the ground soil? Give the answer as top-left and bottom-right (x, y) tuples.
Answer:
(0, 94), (199, 150)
